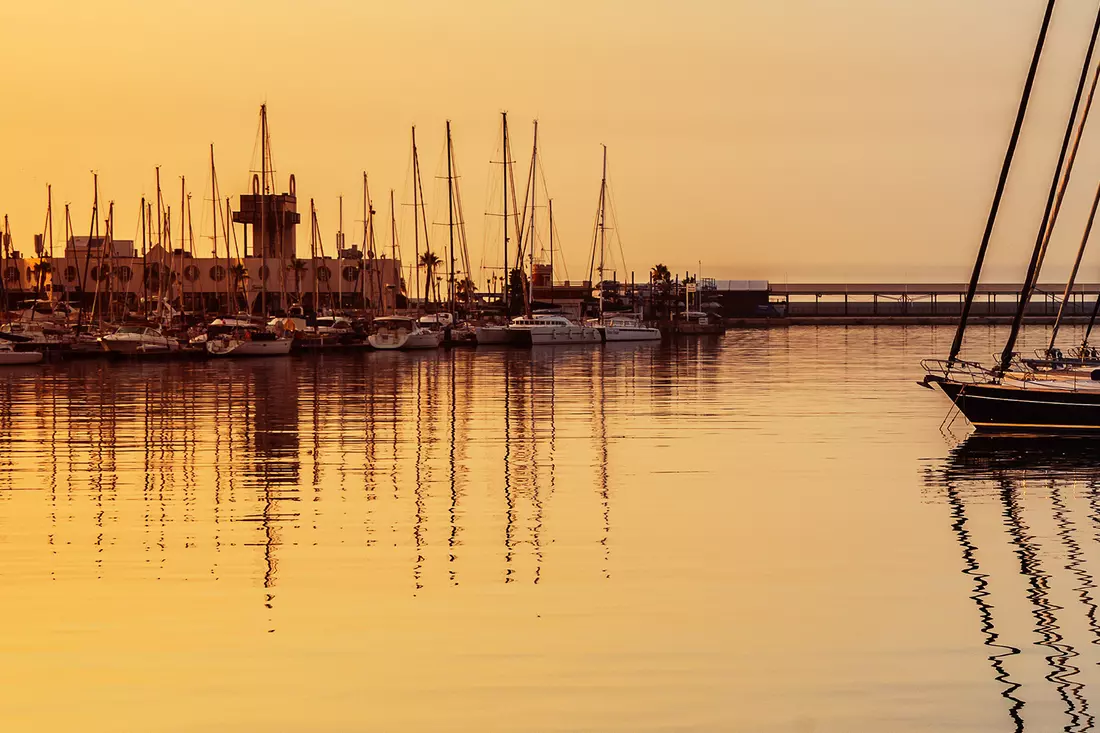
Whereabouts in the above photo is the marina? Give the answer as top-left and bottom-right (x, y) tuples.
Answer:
(11, 0), (1100, 730)
(0, 106), (728, 363)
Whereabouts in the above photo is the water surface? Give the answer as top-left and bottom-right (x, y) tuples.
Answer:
(0, 326), (1095, 731)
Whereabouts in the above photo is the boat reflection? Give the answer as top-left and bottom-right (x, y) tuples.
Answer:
(0, 345), (701, 626)
(928, 435), (1100, 731)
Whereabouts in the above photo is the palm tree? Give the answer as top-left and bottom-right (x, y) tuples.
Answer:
(646, 263), (673, 290)
(650, 263), (671, 289)
(31, 260), (51, 298)
(287, 258), (307, 303)
(419, 250), (441, 304)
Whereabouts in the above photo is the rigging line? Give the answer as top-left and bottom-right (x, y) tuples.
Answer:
(999, 0), (1100, 373)
(604, 172), (630, 282)
(947, 0), (1058, 366)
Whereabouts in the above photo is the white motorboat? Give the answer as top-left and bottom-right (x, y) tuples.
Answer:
(207, 332), (294, 357)
(99, 325), (180, 356)
(418, 313), (455, 330)
(0, 341), (43, 365)
(508, 314), (601, 346)
(368, 316), (443, 350)
(594, 315), (661, 342)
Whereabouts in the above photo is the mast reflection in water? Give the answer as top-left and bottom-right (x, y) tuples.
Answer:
(927, 436), (1100, 732)
(0, 345), (681, 609)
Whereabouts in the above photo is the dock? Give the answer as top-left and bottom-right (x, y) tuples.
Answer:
(713, 282), (1100, 325)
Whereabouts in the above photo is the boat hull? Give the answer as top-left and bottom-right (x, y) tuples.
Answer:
(368, 331), (442, 350)
(207, 338), (293, 357)
(936, 378), (1100, 433)
(512, 327), (602, 346)
(0, 351), (43, 365)
(100, 337), (179, 356)
(600, 326), (661, 342)
(474, 326), (512, 345)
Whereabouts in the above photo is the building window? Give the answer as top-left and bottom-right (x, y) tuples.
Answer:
(316, 265), (332, 282)
(3, 266), (19, 283)
(210, 265), (226, 282)
(343, 266), (359, 282)
(183, 264), (200, 282)
(64, 266), (78, 283)
(257, 266), (270, 281)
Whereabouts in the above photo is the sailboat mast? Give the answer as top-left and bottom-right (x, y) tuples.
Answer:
(446, 120), (455, 314)
(180, 176), (187, 315)
(946, 0), (1057, 366)
(598, 145), (607, 317)
(412, 126), (421, 309)
(502, 112), (509, 311)
(76, 173), (99, 333)
(390, 188), (398, 314)
(1053, 182), (1100, 350)
(528, 120), (538, 316)
(999, 0), (1100, 373)
(261, 104), (268, 195)
(155, 166), (163, 248)
(549, 198), (554, 306)
(311, 199), (318, 309)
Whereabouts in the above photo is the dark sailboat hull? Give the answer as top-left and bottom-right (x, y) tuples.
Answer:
(934, 377), (1100, 433)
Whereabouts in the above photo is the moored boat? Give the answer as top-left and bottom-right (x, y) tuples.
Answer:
(594, 315), (661, 342)
(474, 324), (512, 345)
(508, 314), (600, 346)
(99, 325), (180, 356)
(368, 316), (443, 350)
(0, 341), (43, 365)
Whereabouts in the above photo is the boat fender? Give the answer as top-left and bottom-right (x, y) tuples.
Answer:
(1092, 369), (1100, 382)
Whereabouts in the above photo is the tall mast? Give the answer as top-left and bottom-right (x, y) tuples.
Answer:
(412, 126), (421, 308)
(998, 0), (1100, 373)
(549, 198), (554, 305)
(598, 145), (608, 318)
(525, 120), (539, 317)
(311, 199), (318, 309)
(1053, 182), (1100, 350)
(210, 144), (219, 313)
(75, 173), (99, 333)
(946, 0), (1057, 366)
(502, 112), (510, 311)
(155, 166), (163, 248)
(140, 196), (147, 315)
(447, 120), (455, 313)
(180, 176), (187, 314)
(261, 103), (269, 195)
(390, 188), (398, 313)
(63, 204), (72, 311)
(1045, 67), (1100, 351)
(367, 172), (376, 310)
(365, 175), (380, 312)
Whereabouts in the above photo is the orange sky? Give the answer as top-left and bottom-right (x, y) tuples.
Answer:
(4, 0), (1100, 283)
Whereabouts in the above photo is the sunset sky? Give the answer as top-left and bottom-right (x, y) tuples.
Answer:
(4, 0), (1100, 282)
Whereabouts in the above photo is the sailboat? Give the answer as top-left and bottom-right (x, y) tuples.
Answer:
(583, 146), (660, 343)
(475, 113), (520, 346)
(922, 0), (1100, 433)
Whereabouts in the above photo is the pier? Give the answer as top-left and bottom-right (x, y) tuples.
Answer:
(716, 282), (1100, 325)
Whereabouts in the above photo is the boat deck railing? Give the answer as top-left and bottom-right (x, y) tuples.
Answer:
(920, 358), (996, 384)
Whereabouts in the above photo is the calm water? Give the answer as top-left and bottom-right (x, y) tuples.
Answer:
(3, 325), (1100, 731)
